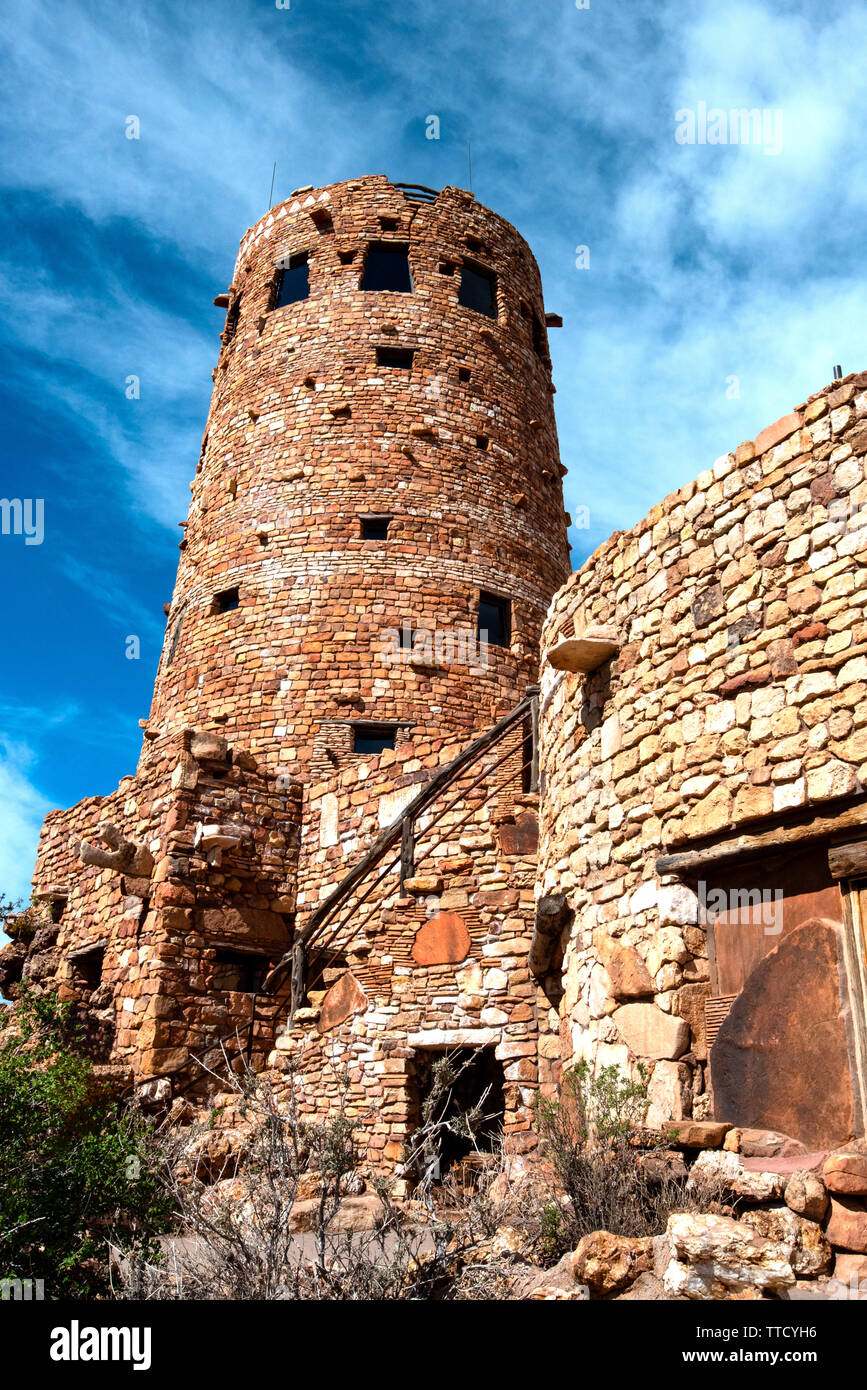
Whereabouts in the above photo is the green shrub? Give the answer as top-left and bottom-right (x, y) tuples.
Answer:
(0, 987), (170, 1297)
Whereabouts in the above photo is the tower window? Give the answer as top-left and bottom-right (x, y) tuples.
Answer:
(475, 434), (489, 450)
(353, 724), (397, 756)
(361, 243), (413, 293)
(458, 367), (472, 382)
(477, 592), (511, 648)
(214, 586), (240, 614)
(376, 346), (414, 370)
(360, 515), (392, 540)
(379, 216), (400, 231)
(211, 949), (268, 994)
(274, 253), (310, 308)
(459, 263), (497, 318)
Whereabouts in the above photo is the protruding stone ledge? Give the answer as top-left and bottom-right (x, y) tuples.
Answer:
(546, 624), (621, 673)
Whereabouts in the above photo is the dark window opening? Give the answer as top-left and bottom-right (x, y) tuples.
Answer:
(477, 592), (511, 648)
(211, 949), (268, 994)
(166, 609), (185, 666)
(398, 623), (413, 649)
(376, 346), (414, 370)
(438, 261), (456, 276)
(360, 515), (392, 540)
(532, 313), (549, 362)
(353, 724), (397, 756)
(49, 897), (66, 925)
(361, 243), (413, 293)
(274, 253), (310, 308)
(409, 1048), (505, 1179)
(519, 299), (531, 320)
(72, 946), (105, 996)
(223, 297), (241, 342)
(475, 434), (489, 450)
(458, 367), (471, 382)
(338, 249), (356, 264)
(214, 586), (240, 614)
(459, 263), (497, 318)
(379, 216), (399, 231)
(465, 235), (483, 252)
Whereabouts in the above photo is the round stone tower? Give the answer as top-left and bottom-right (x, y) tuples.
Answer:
(142, 175), (571, 782)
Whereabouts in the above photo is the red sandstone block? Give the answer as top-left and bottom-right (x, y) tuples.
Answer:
(753, 412), (801, 457)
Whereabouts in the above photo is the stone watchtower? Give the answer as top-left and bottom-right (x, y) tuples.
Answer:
(143, 174), (571, 779)
(11, 177), (571, 1131)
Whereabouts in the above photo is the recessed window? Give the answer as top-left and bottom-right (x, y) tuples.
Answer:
(211, 949), (268, 994)
(71, 944), (105, 996)
(438, 261), (456, 276)
(361, 243), (413, 293)
(360, 515), (392, 540)
(477, 592), (511, 648)
(532, 313), (549, 362)
(475, 434), (489, 450)
(459, 263), (497, 318)
(214, 586), (240, 613)
(166, 607), (186, 666)
(376, 346), (414, 370)
(380, 216), (399, 231)
(458, 367), (471, 382)
(465, 236), (483, 252)
(353, 724), (397, 756)
(223, 297), (241, 342)
(275, 253), (310, 308)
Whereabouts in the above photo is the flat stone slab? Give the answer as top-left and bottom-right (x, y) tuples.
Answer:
(547, 630), (620, 674)
(666, 1120), (732, 1149)
(741, 1152), (829, 1176)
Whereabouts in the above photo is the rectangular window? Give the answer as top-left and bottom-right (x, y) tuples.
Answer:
(275, 252), (310, 308)
(214, 586), (240, 613)
(361, 243), (413, 293)
(353, 724), (397, 756)
(477, 592), (511, 648)
(360, 515), (392, 540)
(376, 346), (414, 369)
(211, 950), (268, 994)
(459, 263), (497, 318)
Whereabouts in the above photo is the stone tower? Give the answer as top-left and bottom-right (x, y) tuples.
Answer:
(9, 177), (571, 1132)
(142, 174), (571, 780)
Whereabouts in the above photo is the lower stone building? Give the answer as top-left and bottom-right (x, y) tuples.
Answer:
(536, 370), (867, 1153)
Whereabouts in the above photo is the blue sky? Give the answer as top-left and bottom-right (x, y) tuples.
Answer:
(1, 0), (866, 907)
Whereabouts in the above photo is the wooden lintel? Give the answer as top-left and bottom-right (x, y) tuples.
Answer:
(656, 798), (867, 878)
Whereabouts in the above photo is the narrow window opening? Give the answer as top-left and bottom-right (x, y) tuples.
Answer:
(532, 313), (549, 362)
(211, 949), (268, 994)
(376, 346), (414, 370)
(166, 608), (186, 666)
(338, 249), (356, 265)
(72, 945), (105, 996)
(379, 216), (399, 231)
(398, 623), (413, 649)
(49, 897), (66, 925)
(458, 367), (471, 383)
(360, 515), (392, 540)
(214, 586), (240, 614)
(361, 243), (413, 293)
(223, 297), (241, 342)
(477, 591), (511, 648)
(465, 235), (483, 253)
(353, 724), (397, 756)
(459, 263), (497, 318)
(475, 434), (489, 450)
(438, 261), (456, 276)
(274, 252), (310, 308)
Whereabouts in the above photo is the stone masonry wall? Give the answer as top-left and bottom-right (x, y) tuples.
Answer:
(537, 371), (867, 1132)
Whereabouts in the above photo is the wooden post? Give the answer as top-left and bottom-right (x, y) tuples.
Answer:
(400, 815), (415, 893)
(289, 940), (306, 1021)
(528, 684), (540, 793)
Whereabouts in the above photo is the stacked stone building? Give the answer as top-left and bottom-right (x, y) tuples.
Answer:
(4, 177), (867, 1216)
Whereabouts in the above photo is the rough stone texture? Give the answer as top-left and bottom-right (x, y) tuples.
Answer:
(785, 1169), (830, 1223)
(612, 1002), (689, 1060)
(317, 971), (368, 1033)
(537, 370), (867, 1141)
(740, 1206), (832, 1276)
(825, 1196), (867, 1252)
(570, 1230), (654, 1296)
(823, 1149), (867, 1195)
(665, 1212), (796, 1300)
(689, 1148), (787, 1202)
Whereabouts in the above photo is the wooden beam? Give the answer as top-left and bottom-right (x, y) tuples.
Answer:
(656, 797), (867, 878)
(828, 840), (867, 880)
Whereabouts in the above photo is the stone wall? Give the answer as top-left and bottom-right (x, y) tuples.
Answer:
(537, 371), (867, 1143)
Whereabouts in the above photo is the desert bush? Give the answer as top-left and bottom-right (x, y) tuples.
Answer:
(532, 1060), (727, 1255)
(0, 986), (170, 1297)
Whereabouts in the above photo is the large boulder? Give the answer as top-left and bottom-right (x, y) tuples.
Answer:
(664, 1212), (796, 1300)
(824, 1196), (867, 1253)
(570, 1230), (654, 1297)
(689, 1148), (786, 1202)
(823, 1149), (867, 1196)
(785, 1169), (830, 1223)
(612, 1002), (688, 1061)
(740, 1207), (832, 1277)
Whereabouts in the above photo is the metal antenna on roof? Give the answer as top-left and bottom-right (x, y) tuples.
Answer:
(268, 162), (277, 209)
(467, 140), (473, 194)
(833, 364), (843, 381)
